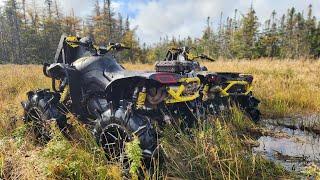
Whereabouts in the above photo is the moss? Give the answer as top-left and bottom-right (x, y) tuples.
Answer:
(302, 163), (320, 179)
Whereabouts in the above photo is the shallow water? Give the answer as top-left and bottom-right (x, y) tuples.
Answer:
(254, 118), (320, 172)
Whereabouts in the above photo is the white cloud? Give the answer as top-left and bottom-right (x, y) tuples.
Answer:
(55, 0), (93, 17)
(130, 0), (240, 44)
(1, 0), (319, 45)
(129, 0), (320, 45)
(55, 0), (122, 17)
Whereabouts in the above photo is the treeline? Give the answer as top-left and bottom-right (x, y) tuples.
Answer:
(149, 5), (320, 61)
(0, 1), (320, 64)
(0, 0), (142, 64)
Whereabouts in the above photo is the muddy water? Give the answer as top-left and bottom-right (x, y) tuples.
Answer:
(254, 118), (320, 172)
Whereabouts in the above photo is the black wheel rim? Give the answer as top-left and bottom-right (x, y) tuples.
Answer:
(99, 124), (131, 168)
(27, 107), (52, 143)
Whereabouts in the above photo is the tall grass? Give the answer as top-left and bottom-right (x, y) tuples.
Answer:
(0, 59), (316, 179)
(40, 121), (122, 180)
(0, 118), (123, 179)
(0, 65), (50, 137)
(153, 111), (289, 179)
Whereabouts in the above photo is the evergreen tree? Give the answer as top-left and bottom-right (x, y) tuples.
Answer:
(241, 6), (259, 59)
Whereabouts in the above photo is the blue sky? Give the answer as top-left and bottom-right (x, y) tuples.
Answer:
(1, 0), (319, 44)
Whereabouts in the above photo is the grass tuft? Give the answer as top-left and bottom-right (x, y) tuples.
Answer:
(40, 121), (122, 180)
(125, 137), (143, 179)
(159, 117), (289, 179)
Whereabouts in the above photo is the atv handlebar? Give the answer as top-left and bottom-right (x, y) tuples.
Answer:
(188, 54), (215, 62)
(65, 37), (130, 54)
(106, 43), (130, 51)
(167, 46), (215, 62)
(198, 54), (215, 61)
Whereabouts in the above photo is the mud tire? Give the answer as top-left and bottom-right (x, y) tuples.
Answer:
(21, 89), (68, 144)
(245, 108), (261, 123)
(94, 107), (157, 161)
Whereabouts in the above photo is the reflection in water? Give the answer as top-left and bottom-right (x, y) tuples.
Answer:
(253, 121), (320, 172)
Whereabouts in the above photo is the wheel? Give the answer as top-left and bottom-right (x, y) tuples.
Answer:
(21, 89), (68, 144)
(245, 108), (261, 123)
(232, 95), (261, 122)
(94, 107), (157, 162)
(205, 96), (230, 116)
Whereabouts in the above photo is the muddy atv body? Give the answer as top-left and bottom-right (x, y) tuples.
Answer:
(155, 47), (261, 122)
(21, 35), (203, 161)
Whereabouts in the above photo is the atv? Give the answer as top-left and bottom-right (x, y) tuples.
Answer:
(21, 35), (204, 162)
(155, 47), (261, 122)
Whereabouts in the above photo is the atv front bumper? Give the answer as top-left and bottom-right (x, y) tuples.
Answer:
(165, 77), (200, 104)
(219, 80), (253, 96)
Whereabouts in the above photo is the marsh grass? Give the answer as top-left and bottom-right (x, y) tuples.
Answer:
(0, 65), (50, 137)
(156, 114), (288, 179)
(0, 117), (123, 179)
(0, 59), (316, 179)
(40, 122), (121, 180)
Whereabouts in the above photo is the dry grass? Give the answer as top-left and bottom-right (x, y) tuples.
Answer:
(0, 59), (317, 179)
(0, 65), (50, 137)
(158, 112), (289, 179)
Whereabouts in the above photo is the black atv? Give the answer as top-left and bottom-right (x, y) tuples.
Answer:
(155, 47), (261, 122)
(21, 35), (204, 161)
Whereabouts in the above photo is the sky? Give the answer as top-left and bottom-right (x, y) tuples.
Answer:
(0, 0), (320, 45)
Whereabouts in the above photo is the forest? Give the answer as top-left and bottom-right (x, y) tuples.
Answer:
(1, 0), (320, 64)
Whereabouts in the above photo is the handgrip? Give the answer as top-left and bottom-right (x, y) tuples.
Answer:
(199, 54), (215, 61)
(43, 63), (50, 77)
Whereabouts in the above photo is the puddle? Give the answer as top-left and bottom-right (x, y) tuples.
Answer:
(254, 118), (320, 172)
